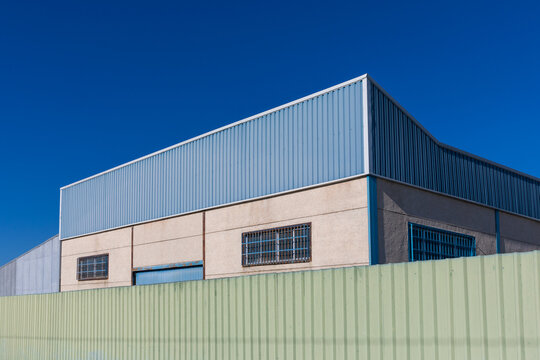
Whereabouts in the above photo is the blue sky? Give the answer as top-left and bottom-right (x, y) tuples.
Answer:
(0, 0), (539, 265)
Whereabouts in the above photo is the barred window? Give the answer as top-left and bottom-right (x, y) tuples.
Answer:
(77, 254), (109, 280)
(409, 223), (476, 262)
(242, 223), (311, 266)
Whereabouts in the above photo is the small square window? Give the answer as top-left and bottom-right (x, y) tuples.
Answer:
(77, 254), (109, 280)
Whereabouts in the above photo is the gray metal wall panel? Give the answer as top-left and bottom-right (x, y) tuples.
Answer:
(15, 236), (60, 295)
(369, 82), (540, 220)
(0, 261), (16, 297)
(0, 236), (60, 297)
(61, 80), (365, 239)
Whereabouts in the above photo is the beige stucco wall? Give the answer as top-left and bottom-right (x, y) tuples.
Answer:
(377, 179), (498, 264)
(61, 178), (369, 289)
(500, 212), (540, 253)
(204, 178), (369, 279)
(132, 213), (203, 268)
(61, 227), (132, 291)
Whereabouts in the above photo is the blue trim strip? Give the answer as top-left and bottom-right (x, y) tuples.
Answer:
(408, 223), (413, 262)
(495, 210), (501, 253)
(133, 260), (203, 272)
(367, 176), (379, 265)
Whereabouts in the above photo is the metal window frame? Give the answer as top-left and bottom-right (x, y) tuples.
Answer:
(241, 223), (312, 267)
(408, 223), (476, 262)
(77, 253), (109, 281)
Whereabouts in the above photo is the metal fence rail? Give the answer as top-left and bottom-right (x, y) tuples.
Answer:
(0, 251), (538, 359)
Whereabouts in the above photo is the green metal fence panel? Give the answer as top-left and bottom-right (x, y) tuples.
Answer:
(0, 251), (538, 359)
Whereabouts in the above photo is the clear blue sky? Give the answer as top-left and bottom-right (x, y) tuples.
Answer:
(0, 0), (539, 265)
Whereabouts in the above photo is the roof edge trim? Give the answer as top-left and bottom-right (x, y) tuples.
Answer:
(0, 235), (59, 270)
(61, 74), (369, 190)
(366, 75), (540, 183)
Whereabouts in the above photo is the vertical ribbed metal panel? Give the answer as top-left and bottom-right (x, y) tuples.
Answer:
(15, 235), (60, 295)
(60, 80), (365, 239)
(0, 251), (538, 359)
(0, 236), (60, 297)
(370, 82), (540, 220)
(0, 261), (16, 297)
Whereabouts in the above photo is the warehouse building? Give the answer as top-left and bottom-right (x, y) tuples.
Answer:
(56, 74), (540, 292)
(0, 74), (538, 296)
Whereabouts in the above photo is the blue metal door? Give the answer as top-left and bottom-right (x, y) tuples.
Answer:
(135, 266), (203, 285)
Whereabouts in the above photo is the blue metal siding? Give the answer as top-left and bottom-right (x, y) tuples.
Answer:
(135, 266), (203, 285)
(0, 235), (60, 297)
(369, 81), (540, 220)
(495, 210), (501, 253)
(61, 80), (365, 239)
(366, 176), (378, 265)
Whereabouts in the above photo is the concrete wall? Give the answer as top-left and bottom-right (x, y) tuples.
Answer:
(61, 228), (132, 291)
(205, 178), (369, 279)
(132, 213), (203, 268)
(500, 212), (540, 253)
(61, 213), (204, 292)
(377, 178), (498, 264)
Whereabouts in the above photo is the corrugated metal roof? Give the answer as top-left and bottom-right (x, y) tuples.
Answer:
(0, 251), (538, 359)
(60, 77), (366, 239)
(59, 74), (540, 240)
(368, 78), (540, 220)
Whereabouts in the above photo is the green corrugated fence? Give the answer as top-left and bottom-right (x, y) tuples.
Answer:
(0, 251), (539, 359)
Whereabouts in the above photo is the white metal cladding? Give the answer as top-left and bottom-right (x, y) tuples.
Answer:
(0, 261), (16, 297)
(60, 80), (365, 239)
(0, 235), (60, 297)
(369, 80), (540, 220)
(15, 235), (60, 295)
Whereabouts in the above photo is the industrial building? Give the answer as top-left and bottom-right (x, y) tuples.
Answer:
(1, 74), (539, 295)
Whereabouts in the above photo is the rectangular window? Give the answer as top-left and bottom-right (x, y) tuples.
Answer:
(77, 254), (109, 280)
(242, 223), (311, 267)
(134, 265), (203, 286)
(409, 223), (476, 262)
